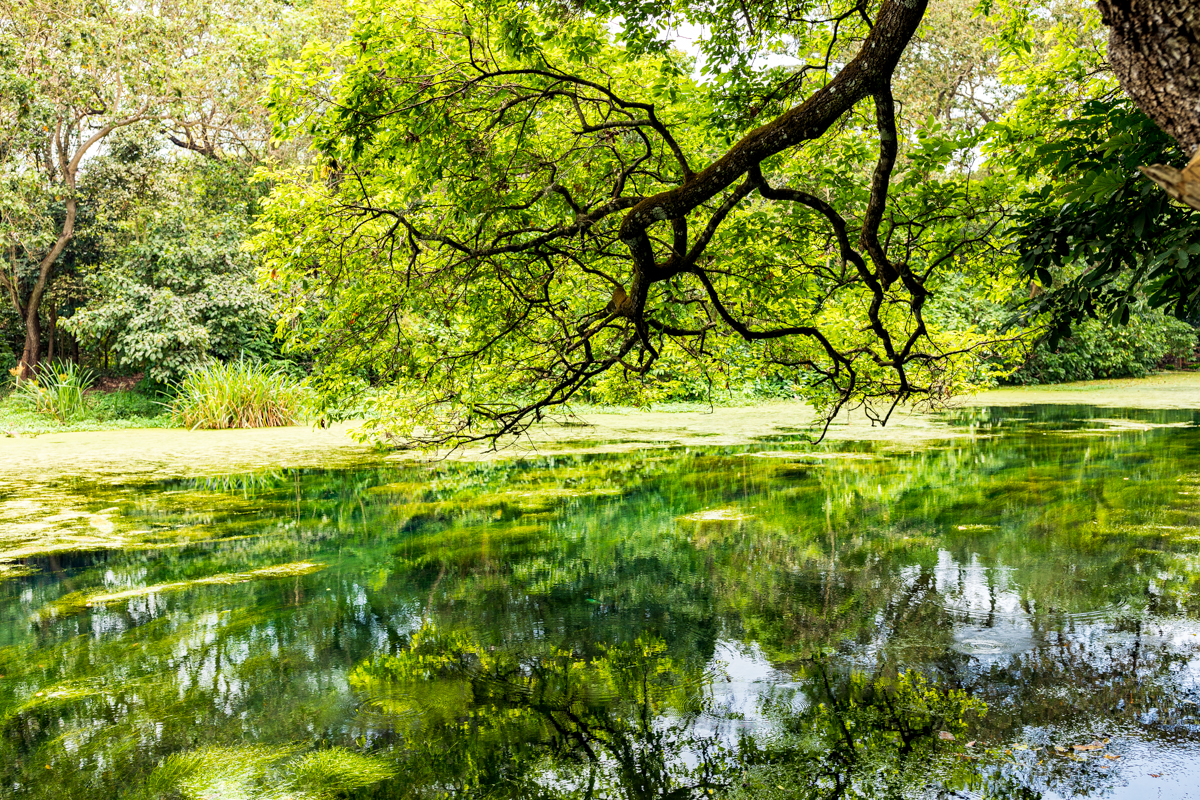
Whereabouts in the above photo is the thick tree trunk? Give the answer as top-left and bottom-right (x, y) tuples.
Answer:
(1098, 0), (1200, 155)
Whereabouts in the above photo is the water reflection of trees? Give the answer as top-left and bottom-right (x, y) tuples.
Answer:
(350, 626), (989, 800)
(2, 413), (1200, 798)
(351, 625), (730, 799)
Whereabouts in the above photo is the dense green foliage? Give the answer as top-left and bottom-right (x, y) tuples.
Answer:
(171, 359), (309, 429)
(253, 0), (1023, 444)
(1011, 305), (1195, 383)
(0, 385), (170, 434)
(7, 3), (1200, 795)
(246, 0), (1194, 441)
(1005, 101), (1200, 327)
(1, 0), (345, 421)
(0, 0), (1197, 436)
(61, 134), (276, 383)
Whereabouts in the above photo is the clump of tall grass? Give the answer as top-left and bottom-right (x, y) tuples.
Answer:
(172, 359), (308, 429)
(14, 361), (94, 423)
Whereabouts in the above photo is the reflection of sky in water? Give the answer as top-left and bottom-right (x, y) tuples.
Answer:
(708, 640), (802, 726)
(3, 405), (1200, 797)
(939, 553), (1037, 656)
(927, 550), (1200, 799)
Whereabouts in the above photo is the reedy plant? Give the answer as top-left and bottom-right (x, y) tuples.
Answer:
(171, 358), (308, 429)
(14, 361), (94, 423)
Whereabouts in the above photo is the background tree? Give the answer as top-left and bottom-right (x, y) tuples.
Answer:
(60, 129), (276, 383)
(0, 0), (196, 376)
(894, 0), (1014, 132)
(0, 0), (348, 379)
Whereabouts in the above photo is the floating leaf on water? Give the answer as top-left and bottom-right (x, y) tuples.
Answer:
(1073, 741), (1105, 751)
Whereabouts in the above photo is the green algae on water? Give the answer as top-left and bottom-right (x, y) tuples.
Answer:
(135, 744), (393, 800)
(2, 397), (1200, 799)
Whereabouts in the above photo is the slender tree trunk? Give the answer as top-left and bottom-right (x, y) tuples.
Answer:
(47, 304), (56, 363)
(19, 195), (77, 379)
(14, 113), (149, 378)
(1098, 0), (1200, 156)
(21, 309), (40, 374)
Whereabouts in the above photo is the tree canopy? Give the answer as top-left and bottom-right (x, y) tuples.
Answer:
(3, 0), (1198, 439)
(0, 0), (344, 378)
(255, 0), (1024, 445)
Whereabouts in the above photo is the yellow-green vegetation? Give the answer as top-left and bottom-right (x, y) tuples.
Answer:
(348, 622), (989, 798)
(5, 0), (1200, 797)
(12, 362), (93, 422)
(0, 480), (291, 580)
(0, 496), (125, 579)
(349, 624), (731, 794)
(40, 561), (325, 618)
(134, 744), (393, 800)
(730, 668), (987, 800)
(0, 385), (171, 435)
(172, 359), (310, 429)
(678, 507), (753, 522)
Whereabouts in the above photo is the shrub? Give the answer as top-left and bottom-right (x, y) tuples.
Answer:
(1011, 307), (1197, 384)
(0, 349), (16, 382)
(90, 388), (167, 422)
(15, 362), (95, 422)
(172, 359), (308, 429)
(62, 143), (276, 384)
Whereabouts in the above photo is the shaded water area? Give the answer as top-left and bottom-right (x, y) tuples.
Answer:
(3, 405), (1200, 799)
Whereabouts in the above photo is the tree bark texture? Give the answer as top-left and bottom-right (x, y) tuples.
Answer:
(18, 194), (76, 378)
(21, 309), (40, 373)
(1098, 0), (1200, 155)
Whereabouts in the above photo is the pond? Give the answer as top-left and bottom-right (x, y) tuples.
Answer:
(2, 404), (1199, 799)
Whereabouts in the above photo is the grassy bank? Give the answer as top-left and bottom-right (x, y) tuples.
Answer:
(0, 387), (172, 436)
(4, 370), (1198, 441)
(1, 359), (309, 436)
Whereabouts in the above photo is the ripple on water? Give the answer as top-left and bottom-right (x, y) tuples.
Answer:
(943, 597), (1136, 626)
(935, 553), (1139, 631)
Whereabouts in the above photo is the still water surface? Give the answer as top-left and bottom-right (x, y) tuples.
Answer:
(2, 405), (1200, 799)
